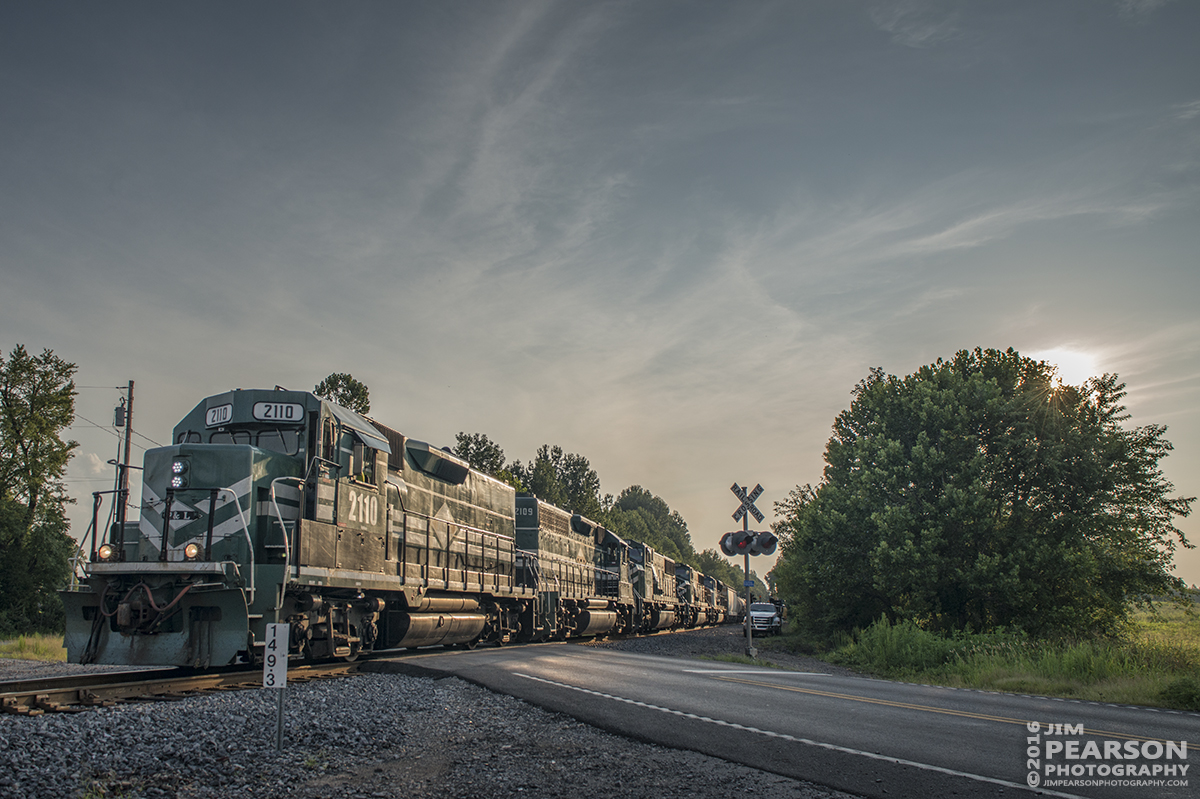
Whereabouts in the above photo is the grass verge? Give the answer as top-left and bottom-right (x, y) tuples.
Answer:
(782, 597), (1200, 711)
(0, 633), (68, 662)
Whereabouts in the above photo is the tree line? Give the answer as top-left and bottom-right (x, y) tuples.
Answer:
(19, 345), (1177, 643)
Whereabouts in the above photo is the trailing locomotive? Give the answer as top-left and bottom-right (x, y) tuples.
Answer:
(63, 388), (743, 668)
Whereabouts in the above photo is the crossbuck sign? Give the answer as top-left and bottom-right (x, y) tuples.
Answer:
(731, 483), (764, 524)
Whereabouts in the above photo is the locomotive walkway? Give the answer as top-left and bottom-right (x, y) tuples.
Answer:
(365, 639), (1198, 799)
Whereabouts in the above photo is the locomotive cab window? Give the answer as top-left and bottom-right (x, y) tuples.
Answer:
(209, 430), (251, 445)
(351, 440), (377, 485)
(321, 417), (336, 462)
(256, 429), (301, 456)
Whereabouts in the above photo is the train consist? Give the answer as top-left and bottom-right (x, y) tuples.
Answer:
(63, 388), (745, 667)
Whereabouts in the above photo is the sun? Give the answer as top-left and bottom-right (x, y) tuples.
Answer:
(1027, 347), (1102, 387)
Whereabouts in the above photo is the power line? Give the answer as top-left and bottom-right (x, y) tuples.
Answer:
(70, 415), (121, 439)
(69, 414), (162, 447)
(70, 415), (149, 452)
(131, 428), (163, 447)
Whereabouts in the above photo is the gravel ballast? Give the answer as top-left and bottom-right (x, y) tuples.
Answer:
(0, 628), (861, 799)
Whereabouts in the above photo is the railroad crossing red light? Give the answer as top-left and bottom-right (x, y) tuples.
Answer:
(750, 531), (777, 556)
(720, 531), (754, 556)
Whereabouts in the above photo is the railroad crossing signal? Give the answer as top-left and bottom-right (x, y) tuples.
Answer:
(720, 529), (777, 557)
(731, 483), (764, 524)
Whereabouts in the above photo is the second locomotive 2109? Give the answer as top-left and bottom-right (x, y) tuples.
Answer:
(63, 388), (744, 667)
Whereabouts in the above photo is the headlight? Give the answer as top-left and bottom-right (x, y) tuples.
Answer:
(97, 544), (115, 561)
(183, 542), (202, 560)
(170, 459), (189, 488)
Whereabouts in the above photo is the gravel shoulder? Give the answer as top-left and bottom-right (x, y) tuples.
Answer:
(0, 627), (863, 799)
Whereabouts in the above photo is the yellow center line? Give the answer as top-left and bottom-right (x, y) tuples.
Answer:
(709, 675), (1162, 743)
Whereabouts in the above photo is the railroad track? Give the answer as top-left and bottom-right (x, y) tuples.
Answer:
(0, 623), (738, 717)
(0, 661), (360, 716)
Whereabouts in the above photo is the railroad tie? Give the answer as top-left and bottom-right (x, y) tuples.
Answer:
(1, 697), (43, 716)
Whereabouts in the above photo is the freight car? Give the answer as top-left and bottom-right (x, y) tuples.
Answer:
(63, 388), (740, 668)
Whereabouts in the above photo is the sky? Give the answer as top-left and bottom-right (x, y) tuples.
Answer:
(2, 1), (1198, 586)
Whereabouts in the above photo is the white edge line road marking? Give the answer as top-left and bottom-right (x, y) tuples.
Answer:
(513, 672), (1087, 799)
(682, 669), (832, 675)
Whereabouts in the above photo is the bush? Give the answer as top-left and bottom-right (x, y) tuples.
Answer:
(831, 616), (981, 674)
(1159, 677), (1200, 711)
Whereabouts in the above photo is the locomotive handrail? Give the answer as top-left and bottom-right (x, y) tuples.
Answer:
(514, 547), (597, 570)
(143, 486), (255, 601)
(399, 508), (517, 592)
(88, 488), (125, 562)
(215, 486), (255, 602)
(269, 476), (304, 582)
(403, 508), (516, 542)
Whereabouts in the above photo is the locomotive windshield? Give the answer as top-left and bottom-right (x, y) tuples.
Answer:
(175, 427), (302, 455)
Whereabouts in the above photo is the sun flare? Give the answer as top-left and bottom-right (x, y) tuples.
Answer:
(1028, 348), (1102, 387)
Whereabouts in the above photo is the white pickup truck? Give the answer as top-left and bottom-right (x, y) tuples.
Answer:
(746, 602), (783, 636)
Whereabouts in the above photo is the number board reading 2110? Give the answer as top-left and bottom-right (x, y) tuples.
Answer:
(253, 402), (303, 422)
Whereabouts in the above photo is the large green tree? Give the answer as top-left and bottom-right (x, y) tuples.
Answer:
(452, 432), (525, 490)
(606, 485), (696, 564)
(774, 348), (1193, 639)
(0, 345), (78, 635)
(510, 444), (603, 519)
(314, 373), (370, 414)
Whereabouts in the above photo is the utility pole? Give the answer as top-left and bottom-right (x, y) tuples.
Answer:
(116, 381), (134, 553)
(742, 509), (754, 658)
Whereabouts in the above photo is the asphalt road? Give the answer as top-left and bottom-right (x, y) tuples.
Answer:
(365, 643), (1198, 799)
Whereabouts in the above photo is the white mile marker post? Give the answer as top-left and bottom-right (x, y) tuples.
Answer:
(262, 622), (289, 752)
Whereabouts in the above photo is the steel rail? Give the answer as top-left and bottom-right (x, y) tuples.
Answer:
(0, 661), (359, 717)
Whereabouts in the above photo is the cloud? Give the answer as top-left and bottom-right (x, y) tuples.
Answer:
(1173, 100), (1200, 121)
(1116, 0), (1176, 20)
(83, 452), (109, 476)
(868, 1), (959, 48)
